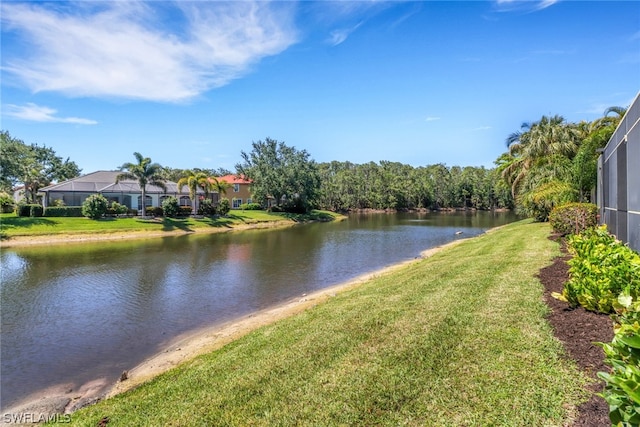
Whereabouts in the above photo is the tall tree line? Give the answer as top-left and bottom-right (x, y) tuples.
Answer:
(316, 161), (512, 212)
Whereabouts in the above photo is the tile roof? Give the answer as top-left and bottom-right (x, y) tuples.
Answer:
(216, 174), (252, 184)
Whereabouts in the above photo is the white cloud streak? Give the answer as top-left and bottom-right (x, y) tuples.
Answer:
(4, 103), (98, 124)
(328, 22), (362, 46)
(494, 0), (559, 12)
(1, 1), (298, 102)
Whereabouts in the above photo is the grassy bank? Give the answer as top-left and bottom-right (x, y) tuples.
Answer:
(0, 210), (341, 240)
(52, 220), (589, 426)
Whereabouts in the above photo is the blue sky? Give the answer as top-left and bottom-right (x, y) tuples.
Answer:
(1, 1), (639, 174)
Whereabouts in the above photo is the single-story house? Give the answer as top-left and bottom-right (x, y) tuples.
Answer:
(39, 171), (255, 211)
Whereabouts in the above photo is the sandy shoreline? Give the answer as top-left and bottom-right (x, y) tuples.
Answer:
(0, 219), (298, 248)
(1, 237), (466, 423)
(107, 240), (462, 398)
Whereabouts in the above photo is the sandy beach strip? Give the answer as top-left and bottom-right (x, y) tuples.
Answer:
(0, 219), (297, 248)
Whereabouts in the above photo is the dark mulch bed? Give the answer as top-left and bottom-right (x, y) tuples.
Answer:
(538, 235), (615, 426)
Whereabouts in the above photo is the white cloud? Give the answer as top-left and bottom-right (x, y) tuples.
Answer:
(425, 116), (441, 122)
(3, 103), (98, 124)
(494, 0), (559, 12)
(1, 1), (298, 102)
(536, 0), (559, 11)
(328, 22), (362, 46)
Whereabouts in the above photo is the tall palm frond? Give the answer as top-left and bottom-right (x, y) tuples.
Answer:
(209, 177), (231, 198)
(589, 106), (627, 132)
(116, 152), (166, 216)
(177, 171), (212, 214)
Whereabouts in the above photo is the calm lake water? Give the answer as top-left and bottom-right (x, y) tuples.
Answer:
(0, 211), (517, 410)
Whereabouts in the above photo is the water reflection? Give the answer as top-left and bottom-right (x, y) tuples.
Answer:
(0, 211), (517, 409)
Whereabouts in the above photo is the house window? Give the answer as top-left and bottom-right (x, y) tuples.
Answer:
(232, 198), (242, 209)
(137, 195), (152, 208)
(247, 198), (252, 205)
(179, 196), (191, 207)
(233, 183), (240, 192)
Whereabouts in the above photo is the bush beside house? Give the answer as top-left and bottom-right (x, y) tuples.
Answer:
(17, 204), (44, 217)
(44, 206), (84, 217)
(82, 194), (109, 219)
(549, 202), (598, 236)
(553, 224), (640, 426)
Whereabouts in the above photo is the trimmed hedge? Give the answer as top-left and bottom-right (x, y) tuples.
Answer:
(30, 205), (43, 217)
(239, 203), (262, 210)
(549, 202), (598, 236)
(44, 206), (84, 217)
(178, 206), (192, 217)
(18, 204), (44, 217)
(148, 206), (164, 217)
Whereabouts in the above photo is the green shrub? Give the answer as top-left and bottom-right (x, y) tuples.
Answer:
(239, 202), (262, 210)
(178, 206), (192, 217)
(197, 199), (216, 216)
(283, 198), (309, 214)
(147, 206), (163, 217)
(17, 204), (29, 217)
(518, 180), (577, 222)
(105, 201), (128, 217)
(17, 204), (43, 217)
(162, 197), (180, 218)
(556, 226), (640, 313)
(44, 206), (83, 217)
(0, 192), (15, 213)
(549, 202), (598, 236)
(127, 208), (138, 216)
(598, 296), (640, 426)
(82, 194), (109, 219)
(30, 204), (44, 217)
(111, 202), (128, 215)
(217, 198), (230, 216)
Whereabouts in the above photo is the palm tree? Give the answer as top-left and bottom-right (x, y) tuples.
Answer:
(589, 106), (627, 133)
(208, 176), (231, 202)
(116, 152), (167, 217)
(177, 171), (212, 214)
(504, 115), (581, 198)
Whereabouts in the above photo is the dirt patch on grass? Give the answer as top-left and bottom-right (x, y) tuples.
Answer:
(538, 235), (614, 427)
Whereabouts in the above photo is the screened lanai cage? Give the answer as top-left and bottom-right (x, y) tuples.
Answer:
(597, 91), (640, 252)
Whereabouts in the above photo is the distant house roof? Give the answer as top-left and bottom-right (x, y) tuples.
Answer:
(217, 174), (252, 185)
(40, 170), (179, 194)
(40, 171), (123, 193)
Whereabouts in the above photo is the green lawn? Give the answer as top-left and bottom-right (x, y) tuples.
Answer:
(0, 210), (341, 239)
(51, 219), (590, 426)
